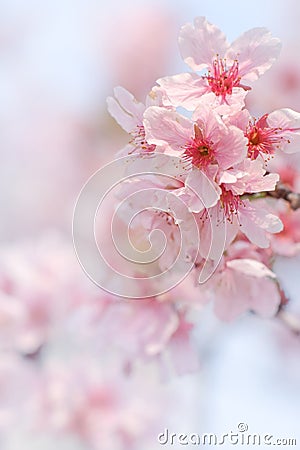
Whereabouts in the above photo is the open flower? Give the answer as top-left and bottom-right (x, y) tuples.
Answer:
(107, 86), (170, 156)
(144, 102), (247, 206)
(157, 16), (281, 111)
(144, 104), (247, 208)
(246, 109), (300, 159)
(198, 254), (281, 321)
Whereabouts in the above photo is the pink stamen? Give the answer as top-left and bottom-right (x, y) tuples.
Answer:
(220, 185), (244, 223)
(130, 125), (156, 154)
(203, 56), (250, 102)
(246, 115), (287, 160)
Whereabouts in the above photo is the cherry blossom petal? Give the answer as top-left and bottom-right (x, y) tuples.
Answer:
(227, 258), (276, 278)
(198, 205), (238, 265)
(107, 86), (145, 133)
(179, 16), (229, 71)
(225, 108), (251, 130)
(145, 86), (169, 107)
(238, 200), (283, 248)
(192, 103), (226, 136)
(226, 28), (282, 82)
(143, 107), (192, 151)
(186, 168), (221, 211)
(213, 262), (280, 321)
(267, 108), (300, 153)
(196, 89), (247, 115)
(220, 159), (279, 195)
(215, 125), (248, 169)
(157, 72), (208, 110)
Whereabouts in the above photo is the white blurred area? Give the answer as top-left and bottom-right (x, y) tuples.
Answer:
(1, 0), (300, 449)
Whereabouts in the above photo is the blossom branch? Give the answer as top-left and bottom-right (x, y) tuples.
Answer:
(267, 181), (300, 210)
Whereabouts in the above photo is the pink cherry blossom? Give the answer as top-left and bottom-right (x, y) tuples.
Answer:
(270, 200), (300, 256)
(194, 194), (282, 262)
(107, 86), (170, 156)
(218, 158), (279, 195)
(144, 103), (247, 172)
(236, 198), (283, 248)
(247, 109), (300, 159)
(228, 108), (300, 159)
(197, 242), (281, 321)
(157, 16), (281, 110)
(99, 297), (199, 377)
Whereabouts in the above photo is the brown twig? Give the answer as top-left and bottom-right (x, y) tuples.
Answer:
(267, 181), (300, 210)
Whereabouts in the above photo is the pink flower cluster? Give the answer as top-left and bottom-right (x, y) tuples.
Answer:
(108, 17), (300, 321)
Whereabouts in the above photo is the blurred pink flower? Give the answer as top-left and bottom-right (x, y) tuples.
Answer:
(105, 6), (177, 99)
(198, 241), (280, 321)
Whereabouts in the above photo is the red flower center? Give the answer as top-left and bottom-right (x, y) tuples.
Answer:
(183, 124), (215, 169)
(203, 56), (250, 102)
(246, 115), (284, 160)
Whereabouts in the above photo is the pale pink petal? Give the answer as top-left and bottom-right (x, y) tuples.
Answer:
(247, 172), (279, 193)
(186, 168), (221, 211)
(213, 263), (280, 321)
(267, 108), (300, 153)
(198, 205), (238, 264)
(116, 143), (137, 157)
(107, 96), (137, 133)
(225, 108), (251, 130)
(227, 258), (276, 279)
(213, 269), (247, 321)
(179, 16), (229, 71)
(143, 106), (192, 151)
(192, 103), (226, 136)
(218, 171), (237, 184)
(196, 88), (247, 115)
(123, 152), (188, 180)
(249, 276), (281, 317)
(157, 72), (208, 110)
(165, 317), (200, 376)
(215, 125), (247, 169)
(107, 86), (145, 132)
(220, 159), (279, 195)
(145, 86), (171, 108)
(238, 199), (283, 248)
(226, 28), (281, 82)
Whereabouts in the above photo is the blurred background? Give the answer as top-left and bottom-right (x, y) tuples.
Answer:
(1, 0), (300, 449)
